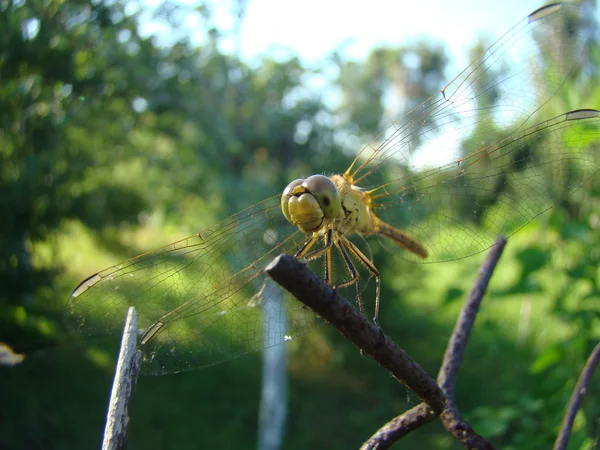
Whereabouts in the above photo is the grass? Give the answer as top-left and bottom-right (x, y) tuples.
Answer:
(2, 215), (597, 449)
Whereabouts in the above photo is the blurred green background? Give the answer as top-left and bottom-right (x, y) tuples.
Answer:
(1, 0), (600, 449)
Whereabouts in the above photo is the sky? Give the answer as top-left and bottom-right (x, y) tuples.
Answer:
(138, 0), (600, 167)
(237, 0), (546, 65)
(141, 0), (599, 72)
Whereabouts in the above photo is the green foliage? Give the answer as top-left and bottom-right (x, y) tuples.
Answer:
(1, 0), (599, 449)
(336, 42), (447, 138)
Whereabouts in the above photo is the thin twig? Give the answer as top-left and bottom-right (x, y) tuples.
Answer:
(360, 403), (438, 450)
(553, 342), (600, 450)
(102, 307), (142, 450)
(436, 236), (507, 450)
(437, 237), (507, 396)
(265, 254), (446, 413)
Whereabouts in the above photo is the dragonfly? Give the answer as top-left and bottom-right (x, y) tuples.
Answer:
(67, 2), (600, 375)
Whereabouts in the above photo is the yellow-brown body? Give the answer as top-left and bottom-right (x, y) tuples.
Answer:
(281, 173), (427, 259)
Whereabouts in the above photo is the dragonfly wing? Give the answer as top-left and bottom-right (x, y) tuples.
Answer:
(66, 196), (314, 374)
(346, 3), (599, 262)
(377, 110), (600, 262)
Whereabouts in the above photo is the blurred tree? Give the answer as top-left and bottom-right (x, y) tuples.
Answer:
(0, 0), (154, 308)
(453, 3), (600, 230)
(335, 42), (448, 140)
(2, 1), (598, 449)
(0, 0), (364, 355)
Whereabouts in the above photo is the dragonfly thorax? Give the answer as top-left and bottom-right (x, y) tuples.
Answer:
(329, 174), (375, 236)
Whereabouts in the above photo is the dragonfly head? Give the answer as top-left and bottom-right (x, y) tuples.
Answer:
(281, 175), (342, 233)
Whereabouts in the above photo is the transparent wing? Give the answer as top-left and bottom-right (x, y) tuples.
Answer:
(66, 196), (314, 374)
(347, 3), (599, 262)
(374, 109), (600, 261)
(67, 3), (599, 374)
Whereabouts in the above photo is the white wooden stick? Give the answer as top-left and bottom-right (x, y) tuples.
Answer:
(258, 284), (288, 450)
(102, 307), (141, 450)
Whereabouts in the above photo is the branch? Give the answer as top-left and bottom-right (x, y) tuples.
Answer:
(436, 236), (507, 450)
(438, 237), (507, 396)
(267, 236), (506, 449)
(359, 403), (438, 450)
(362, 237), (507, 448)
(265, 254), (446, 414)
(553, 342), (600, 450)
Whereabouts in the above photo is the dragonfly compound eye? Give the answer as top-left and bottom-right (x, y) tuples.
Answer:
(303, 175), (342, 220)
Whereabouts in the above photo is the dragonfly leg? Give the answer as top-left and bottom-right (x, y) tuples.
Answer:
(335, 240), (363, 316)
(341, 237), (381, 327)
(301, 228), (334, 262)
(295, 229), (336, 287)
(294, 233), (320, 259)
(324, 228), (333, 286)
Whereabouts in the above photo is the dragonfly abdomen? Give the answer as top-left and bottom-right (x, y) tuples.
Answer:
(371, 216), (428, 258)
